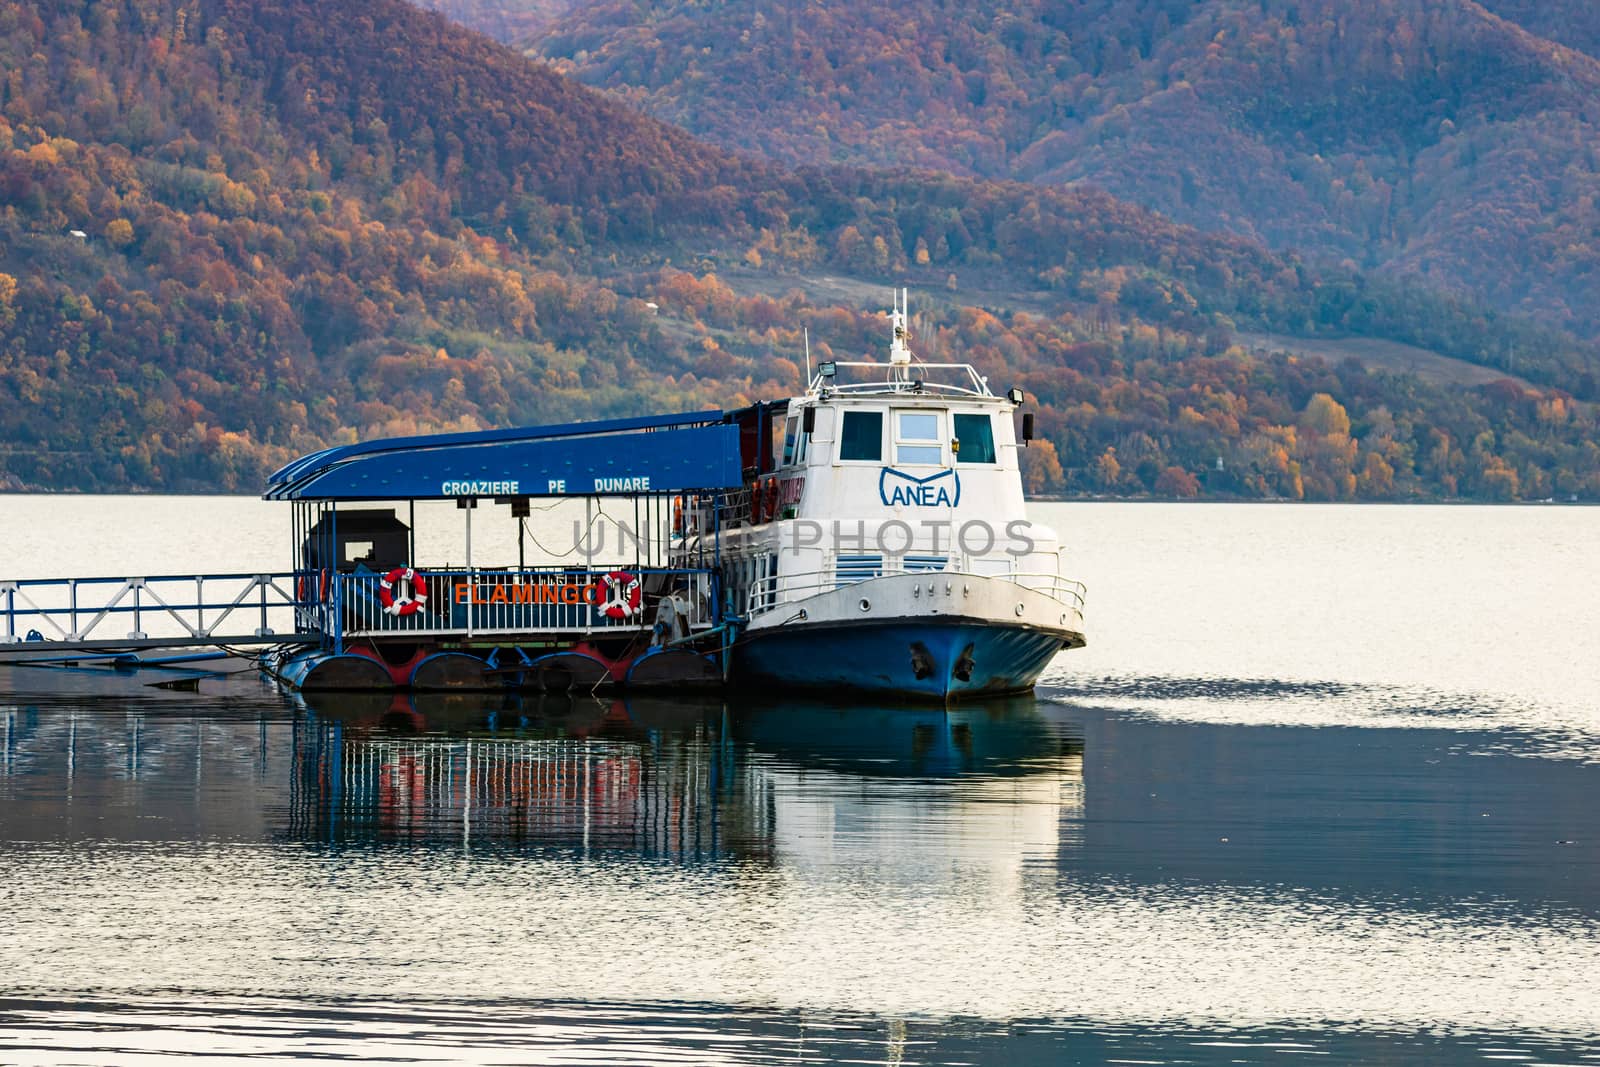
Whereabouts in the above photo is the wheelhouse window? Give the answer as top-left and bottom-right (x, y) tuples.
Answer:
(782, 415), (799, 466)
(894, 411), (943, 465)
(839, 410), (883, 461)
(953, 413), (996, 464)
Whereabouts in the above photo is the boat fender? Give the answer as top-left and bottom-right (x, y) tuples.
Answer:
(378, 566), (429, 617)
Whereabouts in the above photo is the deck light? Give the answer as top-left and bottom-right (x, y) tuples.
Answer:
(1006, 387), (1025, 404)
(819, 361), (837, 379)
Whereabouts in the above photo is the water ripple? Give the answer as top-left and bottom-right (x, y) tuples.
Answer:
(1041, 672), (1600, 764)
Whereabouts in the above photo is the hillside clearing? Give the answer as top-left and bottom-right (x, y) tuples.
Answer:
(1240, 334), (1536, 390)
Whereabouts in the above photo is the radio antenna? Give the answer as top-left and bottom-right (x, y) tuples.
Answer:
(803, 326), (811, 381)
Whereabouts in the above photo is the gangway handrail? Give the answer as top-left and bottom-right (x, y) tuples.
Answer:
(1, 569), (309, 587)
(1, 570), (307, 650)
(1, 563), (725, 654)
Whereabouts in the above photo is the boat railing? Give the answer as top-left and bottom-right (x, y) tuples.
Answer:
(649, 488), (765, 538)
(0, 571), (305, 649)
(706, 485), (785, 531)
(742, 561), (1086, 620)
(325, 566), (717, 640)
(807, 360), (992, 398)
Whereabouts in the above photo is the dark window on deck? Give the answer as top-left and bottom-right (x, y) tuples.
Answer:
(954, 413), (996, 464)
(840, 410), (883, 461)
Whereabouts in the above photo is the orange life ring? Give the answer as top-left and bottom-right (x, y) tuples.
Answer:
(379, 566), (428, 617)
(764, 478), (780, 522)
(597, 570), (641, 620)
(296, 569), (329, 603)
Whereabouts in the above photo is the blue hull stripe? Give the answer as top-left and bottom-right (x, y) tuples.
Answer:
(730, 618), (1068, 701)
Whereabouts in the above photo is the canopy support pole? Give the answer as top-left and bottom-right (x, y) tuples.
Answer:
(465, 501), (474, 638)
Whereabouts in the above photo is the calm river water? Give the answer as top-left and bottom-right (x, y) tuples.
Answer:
(0, 499), (1597, 1065)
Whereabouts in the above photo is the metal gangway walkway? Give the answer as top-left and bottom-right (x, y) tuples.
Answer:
(0, 565), (717, 660)
(0, 571), (316, 658)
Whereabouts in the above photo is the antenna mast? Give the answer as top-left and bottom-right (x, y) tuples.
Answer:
(889, 287), (913, 383)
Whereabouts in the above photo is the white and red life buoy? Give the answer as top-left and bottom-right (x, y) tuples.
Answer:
(379, 566), (429, 617)
(597, 570), (642, 620)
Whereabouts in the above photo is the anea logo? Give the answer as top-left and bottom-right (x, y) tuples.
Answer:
(879, 467), (961, 507)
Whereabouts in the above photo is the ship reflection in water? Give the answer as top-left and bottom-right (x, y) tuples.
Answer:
(2, 677), (1598, 1066)
(286, 691), (1085, 878)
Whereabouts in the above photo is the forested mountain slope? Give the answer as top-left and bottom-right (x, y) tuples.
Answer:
(529, 0), (1600, 337)
(414, 0), (571, 42)
(1475, 0), (1600, 59)
(1, 0), (1598, 500)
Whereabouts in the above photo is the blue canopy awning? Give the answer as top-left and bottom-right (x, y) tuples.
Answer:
(264, 410), (745, 501)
